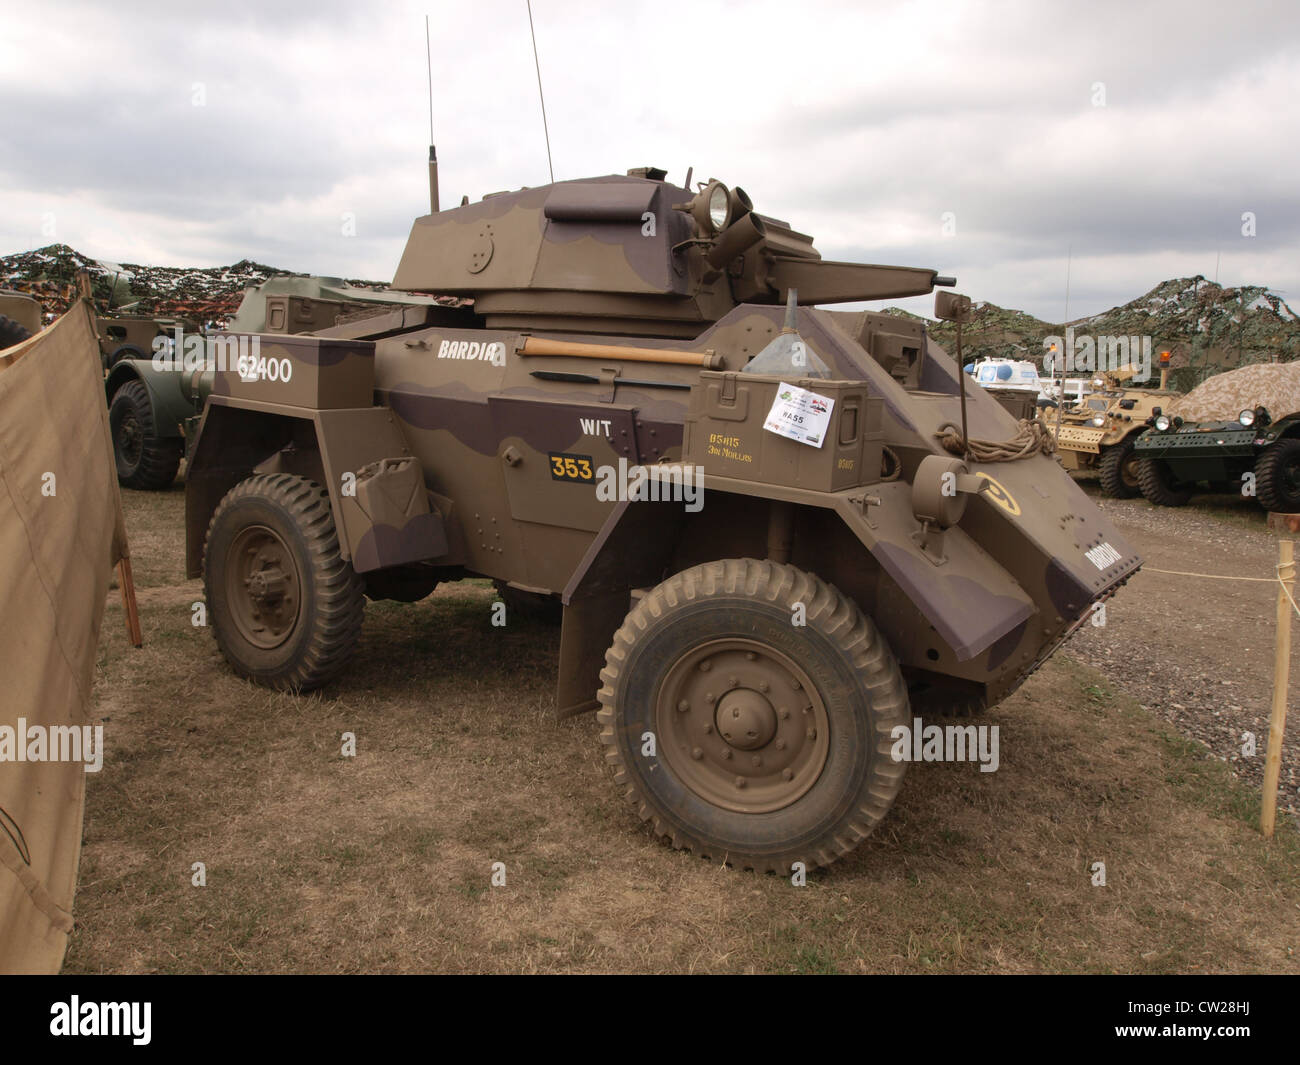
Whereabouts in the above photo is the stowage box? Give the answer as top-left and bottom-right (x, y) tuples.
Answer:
(682, 371), (883, 493)
(211, 334), (376, 410)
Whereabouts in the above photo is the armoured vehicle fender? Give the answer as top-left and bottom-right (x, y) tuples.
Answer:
(1269, 413), (1300, 439)
(554, 477), (1036, 717)
(184, 397), (451, 580)
(105, 359), (192, 438)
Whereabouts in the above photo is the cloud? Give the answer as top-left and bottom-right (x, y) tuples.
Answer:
(0, 0), (1296, 316)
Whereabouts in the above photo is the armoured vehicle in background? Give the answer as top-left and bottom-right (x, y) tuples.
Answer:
(105, 279), (440, 489)
(96, 315), (201, 369)
(1047, 359), (1180, 498)
(225, 275), (444, 335)
(182, 166), (1141, 871)
(1133, 361), (1300, 510)
(0, 290), (41, 347)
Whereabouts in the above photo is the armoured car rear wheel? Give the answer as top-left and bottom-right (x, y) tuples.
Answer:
(109, 379), (183, 490)
(1255, 438), (1300, 512)
(0, 314), (31, 349)
(204, 473), (364, 690)
(1136, 457), (1191, 507)
(1098, 439), (1140, 499)
(597, 558), (909, 872)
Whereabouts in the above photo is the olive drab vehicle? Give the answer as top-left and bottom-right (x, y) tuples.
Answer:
(103, 280), (442, 490)
(1132, 361), (1300, 510)
(1047, 357), (1180, 498)
(183, 164), (1141, 871)
(0, 289), (42, 347)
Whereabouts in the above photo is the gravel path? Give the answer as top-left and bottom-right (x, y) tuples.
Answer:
(1063, 480), (1298, 819)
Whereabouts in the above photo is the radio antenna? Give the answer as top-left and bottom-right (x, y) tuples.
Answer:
(425, 16), (434, 143)
(425, 15), (439, 212)
(526, 0), (555, 183)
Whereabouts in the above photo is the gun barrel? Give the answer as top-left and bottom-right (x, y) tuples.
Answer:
(766, 257), (941, 304)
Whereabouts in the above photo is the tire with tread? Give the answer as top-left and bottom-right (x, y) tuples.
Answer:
(1136, 456), (1192, 507)
(0, 314), (31, 349)
(109, 379), (183, 489)
(1255, 438), (1300, 512)
(105, 342), (146, 369)
(1098, 437), (1140, 498)
(597, 558), (909, 872)
(203, 473), (364, 690)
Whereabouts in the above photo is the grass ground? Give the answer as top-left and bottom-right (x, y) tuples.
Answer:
(67, 485), (1300, 974)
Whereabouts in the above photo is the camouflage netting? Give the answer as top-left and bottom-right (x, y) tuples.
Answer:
(1167, 362), (1300, 423)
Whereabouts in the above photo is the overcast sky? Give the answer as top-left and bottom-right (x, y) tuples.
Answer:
(1, 0), (1296, 320)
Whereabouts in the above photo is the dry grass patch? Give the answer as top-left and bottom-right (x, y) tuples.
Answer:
(66, 487), (1300, 973)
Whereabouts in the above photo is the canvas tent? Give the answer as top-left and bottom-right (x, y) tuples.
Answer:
(0, 301), (128, 973)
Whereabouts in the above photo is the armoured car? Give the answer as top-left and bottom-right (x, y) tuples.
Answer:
(181, 167), (1141, 869)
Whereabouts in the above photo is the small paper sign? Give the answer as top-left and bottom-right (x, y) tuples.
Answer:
(763, 382), (835, 448)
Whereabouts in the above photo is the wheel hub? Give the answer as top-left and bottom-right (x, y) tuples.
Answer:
(117, 412), (142, 464)
(226, 525), (302, 650)
(247, 566), (288, 604)
(1121, 454), (1139, 488)
(657, 638), (830, 814)
(716, 689), (777, 750)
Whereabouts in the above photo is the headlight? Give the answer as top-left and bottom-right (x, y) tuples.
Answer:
(1091, 415), (1106, 427)
(708, 182), (730, 232)
(1091, 375), (1105, 389)
(1155, 415), (1171, 431)
(687, 179), (732, 235)
(1239, 408), (1255, 427)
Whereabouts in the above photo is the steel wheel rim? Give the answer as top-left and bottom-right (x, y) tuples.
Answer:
(226, 524), (303, 650)
(1121, 452), (1139, 488)
(1282, 455), (1300, 500)
(655, 637), (831, 814)
(117, 409), (143, 466)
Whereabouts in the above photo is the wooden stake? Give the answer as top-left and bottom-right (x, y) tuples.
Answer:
(117, 557), (143, 648)
(1262, 532), (1295, 838)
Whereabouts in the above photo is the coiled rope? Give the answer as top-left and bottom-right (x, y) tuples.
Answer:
(933, 419), (1057, 463)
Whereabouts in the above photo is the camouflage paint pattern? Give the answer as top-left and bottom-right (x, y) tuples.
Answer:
(187, 169), (1142, 713)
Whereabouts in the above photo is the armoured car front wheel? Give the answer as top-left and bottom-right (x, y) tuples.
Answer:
(109, 379), (183, 490)
(1136, 457), (1192, 507)
(1255, 438), (1300, 512)
(597, 558), (910, 871)
(204, 473), (365, 690)
(1098, 438), (1140, 499)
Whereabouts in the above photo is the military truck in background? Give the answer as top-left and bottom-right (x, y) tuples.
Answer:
(178, 165), (1142, 871)
(1047, 358), (1180, 498)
